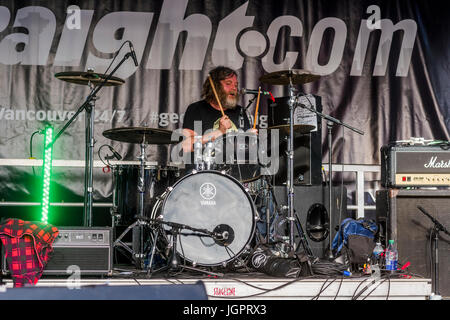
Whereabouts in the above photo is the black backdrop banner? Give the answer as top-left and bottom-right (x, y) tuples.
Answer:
(0, 0), (449, 207)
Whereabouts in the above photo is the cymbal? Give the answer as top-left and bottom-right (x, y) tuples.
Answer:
(269, 124), (315, 135)
(259, 69), (320, 85)
(55, 71), (125, 87)
(103, 127), (179, 145)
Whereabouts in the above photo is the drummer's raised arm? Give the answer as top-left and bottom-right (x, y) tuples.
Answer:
(181, 128), (195, 153)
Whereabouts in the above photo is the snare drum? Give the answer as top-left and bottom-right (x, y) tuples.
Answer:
(151, 170), (257, 267)
(112, 162), (181, 225)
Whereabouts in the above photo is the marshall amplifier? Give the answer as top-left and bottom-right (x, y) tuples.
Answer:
(2, 227), (112, 276)
(381, 144), (450, 187)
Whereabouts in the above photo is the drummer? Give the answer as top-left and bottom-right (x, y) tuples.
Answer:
(181, 66), (257, 155)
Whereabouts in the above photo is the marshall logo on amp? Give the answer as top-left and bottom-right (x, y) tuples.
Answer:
(381, 144), (450, 187)
(424, 156), (450, 169)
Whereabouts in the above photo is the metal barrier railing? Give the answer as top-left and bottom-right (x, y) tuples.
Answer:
(0, 159), (380, 218)
(322, 164), (380, 218)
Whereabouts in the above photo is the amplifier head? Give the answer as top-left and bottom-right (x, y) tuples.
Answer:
(381, 145), (450, 187)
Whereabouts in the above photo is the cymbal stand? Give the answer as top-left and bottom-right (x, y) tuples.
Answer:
(286, 75), (298, 252)
(295, 93), (364, 259)
(46, 51), (134, 226)
(83, 80), (95, 227)
(279, 74), (315, 257)
(134, 140), (148, 267)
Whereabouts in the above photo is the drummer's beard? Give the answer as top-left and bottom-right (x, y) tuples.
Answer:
(218, 86), (239, 109)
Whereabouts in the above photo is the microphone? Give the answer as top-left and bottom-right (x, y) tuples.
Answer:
(213, 231), (229, 240)
(128, 42), (138, 67)
(417, 205), (450, 235)
(108, 146), (122, 160)
(240, 88), (271, 95)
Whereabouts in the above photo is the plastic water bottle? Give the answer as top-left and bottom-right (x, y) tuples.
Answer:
(372, 242), (384, 265)
(385, 239), (398, 272)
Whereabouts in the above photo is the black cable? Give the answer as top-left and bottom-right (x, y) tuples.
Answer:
(334, 276), (344, 300)
(312, 277), (337, 300)
(29, 130), (41, 176)
(311, 260), (349, 276)
(429, 227), (435, 288)
(311, 278), (329, 300)
(352, 275), (384, 300)
(98, 144), (112, 167)
(207, 275), (320, 300)
(386, 274), (391, 300)
(102, 40), (130, 77)
(351, 276), (372, 300)
(361, 277), (389, 300)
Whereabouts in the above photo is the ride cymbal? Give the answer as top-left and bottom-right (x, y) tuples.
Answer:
(103, 127), (178, 145)
(259, 69), (320, 85)
(55, 71), (125, 87)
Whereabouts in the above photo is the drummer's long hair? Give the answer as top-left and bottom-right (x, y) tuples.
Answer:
(201, 66), (237, 103)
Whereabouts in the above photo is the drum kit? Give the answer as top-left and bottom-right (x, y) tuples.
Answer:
(53, 63), (363, 275)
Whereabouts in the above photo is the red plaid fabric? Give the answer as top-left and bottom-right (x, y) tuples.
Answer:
(0, 218), (59, 287)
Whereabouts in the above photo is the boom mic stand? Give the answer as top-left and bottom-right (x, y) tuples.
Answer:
(47, 52), (134, 226)
(417, 206), (450, 300)
(143, 218), (223, 278)
(294, 93), (364, 259)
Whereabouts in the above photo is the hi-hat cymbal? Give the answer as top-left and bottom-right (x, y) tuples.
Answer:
(55, 71), (125, 87)
(103, 127), (179, 145)
(259, 69), (320, 85)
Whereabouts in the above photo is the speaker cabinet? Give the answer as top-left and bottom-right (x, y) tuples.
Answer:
(273, 185), (348, 258)
(376, 189), (450, 296)
(269, 95), (322, 186)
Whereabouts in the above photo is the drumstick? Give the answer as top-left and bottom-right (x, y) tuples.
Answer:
(253, 87), (261, 129)
(208, 75), (225, 117)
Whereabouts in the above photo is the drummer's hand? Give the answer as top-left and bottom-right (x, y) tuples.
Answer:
(248, 128), (258, 135)
(219, 115), (232, 134)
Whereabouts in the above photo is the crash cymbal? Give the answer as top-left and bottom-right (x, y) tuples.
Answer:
(55, 71), (125, 87)
(269, 124), (315, 135)
(103, 127), (179, 145)
(259, 69), (320, 85)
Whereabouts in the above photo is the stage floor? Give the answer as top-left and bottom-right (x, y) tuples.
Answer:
(0, 270), (433, 300)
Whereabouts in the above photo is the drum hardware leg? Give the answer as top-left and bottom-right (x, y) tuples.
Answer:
(294, 214), (314, 257)
(146, 227), (161, 277)
(113, 219), (149, 268)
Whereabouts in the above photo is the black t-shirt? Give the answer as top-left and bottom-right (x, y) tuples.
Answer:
(182, 100), (251, 134)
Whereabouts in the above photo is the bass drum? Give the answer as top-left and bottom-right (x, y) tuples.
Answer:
(152, 170), (257, 267)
